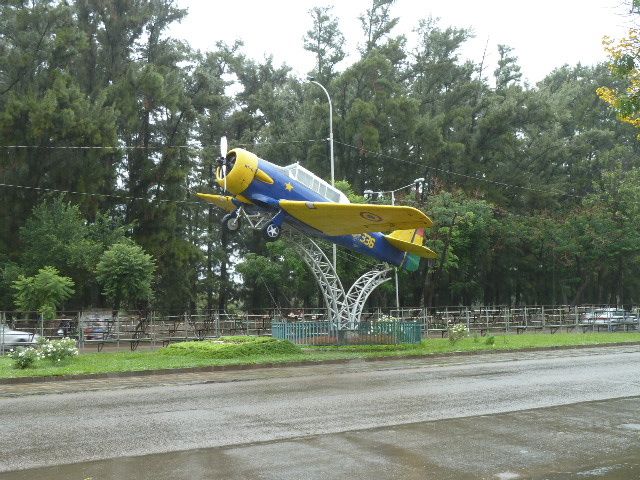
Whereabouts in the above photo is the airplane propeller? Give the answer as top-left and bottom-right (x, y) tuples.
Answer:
(220, 136), (228, 192)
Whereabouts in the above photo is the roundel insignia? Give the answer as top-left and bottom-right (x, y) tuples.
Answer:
(360, 211), (383, 222)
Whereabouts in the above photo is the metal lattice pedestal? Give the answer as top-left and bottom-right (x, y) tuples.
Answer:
(290, 233), (391, 330)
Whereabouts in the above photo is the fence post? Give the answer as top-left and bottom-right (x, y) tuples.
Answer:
(1, 317), (5, 355)
(423, 307), (428, 338)
(151, 311), (156, 350)
(466, 308), (470, 332)
(485, 307), (489, 331)
(78, 312), (84, 351)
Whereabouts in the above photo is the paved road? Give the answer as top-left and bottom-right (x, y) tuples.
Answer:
(1, 345), (640, 479)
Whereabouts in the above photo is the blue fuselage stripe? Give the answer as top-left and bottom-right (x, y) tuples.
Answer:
(242, 160), (408, 269)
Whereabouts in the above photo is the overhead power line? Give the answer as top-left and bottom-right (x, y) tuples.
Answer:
(0, 136), (589, 207)
(333, 140), (584, 201)
(0, 138), (323, 152)
(0, 182), (202, 206)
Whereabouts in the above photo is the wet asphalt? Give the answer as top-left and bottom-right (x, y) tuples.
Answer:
(1, 345), (639, 479)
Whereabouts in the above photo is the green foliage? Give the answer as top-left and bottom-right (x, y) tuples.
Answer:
(161, 336), (302, 358)
(304, 6), (345, 81)
(19, 196), (96, 276)
(335, 180), (366, 203)
(484, 336), (496, 346)
(236, 239), (315, 310)
(38, 337), (79, 363)
(448, 324), (468, 345)
(12, 266), (75, 320)
(0, 262), (23, 310)
(1, 1), (640, 312)
(95, 241), (156, 311)
(9, 347), (43, 369)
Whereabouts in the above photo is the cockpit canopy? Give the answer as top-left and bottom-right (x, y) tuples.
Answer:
(282, 163), (349, 204)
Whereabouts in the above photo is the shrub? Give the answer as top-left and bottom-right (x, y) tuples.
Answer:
(161, 336), (302, 358)
(484, 335), (496, 346)
(12, 266), (75, 321)
(9, 347), (43, 369)
(448, 324), (469, 345)
(38, 337), (79, 363)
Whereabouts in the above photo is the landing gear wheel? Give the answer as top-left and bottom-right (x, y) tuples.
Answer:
(263, 223), (281, 241)
(222, 213), (241, 233)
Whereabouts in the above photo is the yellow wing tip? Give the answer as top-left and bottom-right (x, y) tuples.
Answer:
(196, 193), (236, 212)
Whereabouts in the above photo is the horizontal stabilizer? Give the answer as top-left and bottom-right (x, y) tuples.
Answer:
(196, 193), (236, 212)
(279, 200), (433, 236)
(385, 234), (437, 259)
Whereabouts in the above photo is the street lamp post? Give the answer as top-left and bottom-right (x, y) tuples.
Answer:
(308, 77), (336, 274)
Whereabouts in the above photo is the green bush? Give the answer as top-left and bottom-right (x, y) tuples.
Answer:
(484, 335), (496, 346)
(160, 336), (302, 358)
(448, 324), (469, 345)
(38, 337), (79, 363)
(9, 347), (43, 369)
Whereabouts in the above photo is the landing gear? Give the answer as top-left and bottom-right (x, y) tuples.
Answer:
(222, 213), (241, 233)
(263, 222), (281, 241)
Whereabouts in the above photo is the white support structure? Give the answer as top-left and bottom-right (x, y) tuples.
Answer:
(289, 232), (391, 330)
(292, 236), (348, 327)
(344, 266), (392, 329)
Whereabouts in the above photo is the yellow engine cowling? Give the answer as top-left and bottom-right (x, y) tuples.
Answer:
(216, 148), (259, 195)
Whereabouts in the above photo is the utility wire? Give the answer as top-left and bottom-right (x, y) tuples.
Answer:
(333, 140), (584, 200)
(0, 182), (203, 206)
(0, 138), (323, 152)
(0, 136), (597, 209)
(1, 137), (584, 202)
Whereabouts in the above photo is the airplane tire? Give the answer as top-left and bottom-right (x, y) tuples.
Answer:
(222, 213), (241, 233)
(263, 223), (281, 241)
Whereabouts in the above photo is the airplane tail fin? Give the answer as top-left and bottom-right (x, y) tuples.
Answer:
(384, 228), (437, 272)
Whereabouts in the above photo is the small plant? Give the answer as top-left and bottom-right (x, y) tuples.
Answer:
(39, 337), (79, 363)
(448, 324), (469, 345)
(9, 346), (43, 369)
(484, 335), (496, 346)
(472, 332), (479, 343)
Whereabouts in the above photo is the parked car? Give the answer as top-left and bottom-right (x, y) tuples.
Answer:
(581, 308), (639, 325)
(56, 319), (74, 337)
(82, 321), (107, 340)
(0, 325), (39, 346)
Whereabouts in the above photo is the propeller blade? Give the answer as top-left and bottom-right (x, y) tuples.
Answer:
(221, 136), (228, 191)
(220, 136), (227, 158)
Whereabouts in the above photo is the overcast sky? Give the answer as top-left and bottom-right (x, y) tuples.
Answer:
(169, 0), (634, 85)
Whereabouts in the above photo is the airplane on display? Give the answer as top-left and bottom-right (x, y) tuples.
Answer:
(197, 138), (437, 272)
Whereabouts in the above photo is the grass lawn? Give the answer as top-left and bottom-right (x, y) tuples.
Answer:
(1, 332), (639, 380)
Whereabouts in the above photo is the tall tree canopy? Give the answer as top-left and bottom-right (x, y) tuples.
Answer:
(0, 0), (639, 313)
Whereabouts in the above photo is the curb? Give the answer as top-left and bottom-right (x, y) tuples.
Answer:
(1, 341), (639, 386)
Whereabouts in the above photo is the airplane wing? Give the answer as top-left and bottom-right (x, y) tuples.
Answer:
(196, 193), (236, 212)
(279, 200), (433, 236)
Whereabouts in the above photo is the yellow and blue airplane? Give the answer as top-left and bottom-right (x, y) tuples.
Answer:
(197, 139), (437, 272)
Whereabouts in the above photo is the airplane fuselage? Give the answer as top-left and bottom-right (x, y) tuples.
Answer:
(227, 156), (412, 269)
